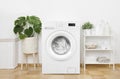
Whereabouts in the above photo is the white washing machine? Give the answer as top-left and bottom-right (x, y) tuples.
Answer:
(42, 22), (80, 74)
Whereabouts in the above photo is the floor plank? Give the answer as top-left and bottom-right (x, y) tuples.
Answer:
(0, 64), (119, 79)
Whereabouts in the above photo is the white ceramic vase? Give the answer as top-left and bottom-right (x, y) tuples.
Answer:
(84, 29), (91, 36)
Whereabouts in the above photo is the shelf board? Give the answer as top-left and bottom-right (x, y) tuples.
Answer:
(85, 35), (112, 37)
(85, 49), (112, 51)
(84, 62), (113, 64)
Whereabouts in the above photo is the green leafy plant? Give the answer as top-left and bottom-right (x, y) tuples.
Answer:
(82, 22), (93, 29)
(13, 16), (42, 39)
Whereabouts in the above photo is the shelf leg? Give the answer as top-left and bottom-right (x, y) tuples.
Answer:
(113, 64), (115, 70)
(84, 64), (86, 71)
(109, 64), (110, 68)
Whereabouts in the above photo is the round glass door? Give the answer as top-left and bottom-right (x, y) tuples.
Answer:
(51, 36), (71, 55)
(46, 31), (76, 60)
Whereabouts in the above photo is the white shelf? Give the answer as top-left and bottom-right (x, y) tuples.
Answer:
(83, 34), (115, 70)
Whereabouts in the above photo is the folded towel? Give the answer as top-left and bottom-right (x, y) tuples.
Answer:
(96, 56), (110, 63)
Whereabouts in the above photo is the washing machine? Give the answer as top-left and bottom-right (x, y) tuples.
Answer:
(42, 22), (80, 74)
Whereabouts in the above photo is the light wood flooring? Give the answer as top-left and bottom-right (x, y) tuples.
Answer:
(0, 64), (120, 79)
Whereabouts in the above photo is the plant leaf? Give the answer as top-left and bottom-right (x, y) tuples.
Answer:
(14, 16), (26, 26)
(28, 16), (41, 25)
(24, 27), (33, 37)
(13, 25), (23, 34)
(33, 24), (41, 34)
(19, 33), (26, 39)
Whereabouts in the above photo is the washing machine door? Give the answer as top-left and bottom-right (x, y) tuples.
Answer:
(47, 31), (76, 60)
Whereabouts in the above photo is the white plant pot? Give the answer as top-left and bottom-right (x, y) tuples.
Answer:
(22, 37), (38, 54)
(84, 29), (91, 36)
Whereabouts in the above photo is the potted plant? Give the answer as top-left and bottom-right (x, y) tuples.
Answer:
(13, 15), (42, 53)
(82, 22), (93, 35)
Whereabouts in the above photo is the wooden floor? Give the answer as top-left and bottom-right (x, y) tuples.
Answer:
(0, 64), (120, 79)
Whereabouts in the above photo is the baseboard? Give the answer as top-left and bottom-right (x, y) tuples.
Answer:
(17, 63), (120, 67)
(1, 64), (119, 70)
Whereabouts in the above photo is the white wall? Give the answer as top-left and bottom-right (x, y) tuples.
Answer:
(0, 39), (18, 69)
(0, 0), (120, 63)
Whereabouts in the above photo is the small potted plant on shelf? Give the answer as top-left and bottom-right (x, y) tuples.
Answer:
(82, 22), (93, 35)
(13, 15), (42, 53)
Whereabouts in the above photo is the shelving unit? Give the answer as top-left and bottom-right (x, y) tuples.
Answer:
(83, 35), (115, 71)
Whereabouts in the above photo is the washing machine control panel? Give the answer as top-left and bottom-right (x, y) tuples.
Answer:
(44, 27), (55, 29)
